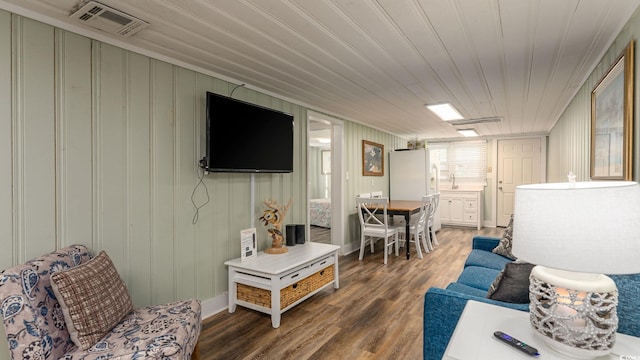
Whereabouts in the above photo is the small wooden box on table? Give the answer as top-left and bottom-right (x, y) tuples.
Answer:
(225, 242), (340, 328)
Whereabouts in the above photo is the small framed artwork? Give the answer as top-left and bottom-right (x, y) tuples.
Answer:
(321, 150), (331, 175)
(362, 140), (384, 176)
(590, 40), (634, 180)
(240, 228), (257, 261)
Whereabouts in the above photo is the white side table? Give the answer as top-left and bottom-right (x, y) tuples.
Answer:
(225, 242), (339, 328)
(443, 301), (640, 359)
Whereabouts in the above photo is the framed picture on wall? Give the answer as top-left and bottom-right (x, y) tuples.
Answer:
(321, 150), (331, 175)
(362, 140), (384, 176)
(590, 40), (634, 180)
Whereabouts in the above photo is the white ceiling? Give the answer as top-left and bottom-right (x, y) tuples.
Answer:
(2, 0), (640, 140)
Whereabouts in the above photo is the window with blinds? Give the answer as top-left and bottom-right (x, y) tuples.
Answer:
(429, 140), (487, 183)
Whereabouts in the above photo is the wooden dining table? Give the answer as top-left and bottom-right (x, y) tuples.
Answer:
(386, 200), (423, 260)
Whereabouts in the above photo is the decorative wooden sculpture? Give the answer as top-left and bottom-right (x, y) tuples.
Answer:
(260, 198), (293, 254)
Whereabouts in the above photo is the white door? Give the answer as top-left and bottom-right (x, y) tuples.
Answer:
(497, 138), (542, 227)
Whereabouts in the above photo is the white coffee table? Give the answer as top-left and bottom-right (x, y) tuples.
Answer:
(225, 242), (339, 328)
(443, 301), (640, 359)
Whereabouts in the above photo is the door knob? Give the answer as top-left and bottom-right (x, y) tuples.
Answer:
(498, 186), (503, 190)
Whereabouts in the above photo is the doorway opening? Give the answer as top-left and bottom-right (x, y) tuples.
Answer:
(307, 111), (343, 250)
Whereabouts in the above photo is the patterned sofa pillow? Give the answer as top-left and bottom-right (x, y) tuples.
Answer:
(51, 251), (133, 350)
(492, 214), (517, 260)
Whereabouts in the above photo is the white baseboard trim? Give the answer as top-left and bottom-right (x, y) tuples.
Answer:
(341, 242), (358, 256)
(201, 293), (229, 320)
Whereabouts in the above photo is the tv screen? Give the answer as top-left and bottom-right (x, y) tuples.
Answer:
(204, 92), (294, 173)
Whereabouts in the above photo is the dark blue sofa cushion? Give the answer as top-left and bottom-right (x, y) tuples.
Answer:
(465, 249), (511, 270)
(456, 266), (501, 291)
(446, 282), (490, 298)
(471, 236), (501, 252)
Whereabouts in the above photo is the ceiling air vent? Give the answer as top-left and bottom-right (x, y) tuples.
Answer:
(447, 117), (503, 126)
(70, 1), (149, 37)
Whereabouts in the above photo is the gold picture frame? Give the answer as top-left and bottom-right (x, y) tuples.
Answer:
(590, 40), (634, 180)
(362, 140), (384, 176)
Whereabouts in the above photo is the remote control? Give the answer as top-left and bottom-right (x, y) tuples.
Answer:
(493, 331), (539, 356)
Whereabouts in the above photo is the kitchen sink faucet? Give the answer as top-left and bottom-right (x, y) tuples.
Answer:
(449, 173), (458, 189)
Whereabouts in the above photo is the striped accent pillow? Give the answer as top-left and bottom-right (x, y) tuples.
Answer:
(51, 250), (133, 350)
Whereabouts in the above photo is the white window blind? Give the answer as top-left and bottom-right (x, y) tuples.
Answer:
(430, 140), (487, 183)
(429, 143), (449, 178)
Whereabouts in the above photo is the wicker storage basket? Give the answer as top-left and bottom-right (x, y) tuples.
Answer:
(237, 265), (334, 309)
(237, 283), (271, 308)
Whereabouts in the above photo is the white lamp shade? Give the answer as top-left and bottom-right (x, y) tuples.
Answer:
(512, 181), (640, 274)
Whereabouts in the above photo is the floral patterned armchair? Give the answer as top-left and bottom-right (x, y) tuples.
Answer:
(0, 245), (201, 359)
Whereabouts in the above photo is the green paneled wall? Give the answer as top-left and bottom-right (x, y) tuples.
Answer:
(0, 10), (406, 308)
(14, 16), (57, 264)
(549, 6), (640, 182)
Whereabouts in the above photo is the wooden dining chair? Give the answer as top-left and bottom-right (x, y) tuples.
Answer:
(395, 195), (432, 258)
(356, 196), (399, 265)
(423, 192), (440, 252)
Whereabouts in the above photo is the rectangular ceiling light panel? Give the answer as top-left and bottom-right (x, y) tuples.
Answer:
(425, 103), (464, 121)
(457, 129), (479, 137)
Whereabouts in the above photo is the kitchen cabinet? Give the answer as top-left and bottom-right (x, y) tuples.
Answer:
(440, 190), (482, 229)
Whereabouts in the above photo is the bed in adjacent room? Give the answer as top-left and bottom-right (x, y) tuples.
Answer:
(309, 198), (331, 228)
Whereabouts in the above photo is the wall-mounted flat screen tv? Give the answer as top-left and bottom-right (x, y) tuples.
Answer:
(204, 92), (294, 173)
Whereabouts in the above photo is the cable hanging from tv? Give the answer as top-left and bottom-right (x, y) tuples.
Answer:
(191, 158), (210, 224)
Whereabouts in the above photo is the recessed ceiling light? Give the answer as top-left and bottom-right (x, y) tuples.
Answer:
(425, 103), (464, 121)
(457, 129), (479, 137)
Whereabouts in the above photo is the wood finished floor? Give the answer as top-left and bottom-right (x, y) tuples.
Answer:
(200, 226), (504, 360)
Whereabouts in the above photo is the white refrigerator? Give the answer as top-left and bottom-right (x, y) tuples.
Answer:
(389, 149), (441, 230)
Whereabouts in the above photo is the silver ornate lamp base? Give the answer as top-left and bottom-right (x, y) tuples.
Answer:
(528, 266), (618, 359)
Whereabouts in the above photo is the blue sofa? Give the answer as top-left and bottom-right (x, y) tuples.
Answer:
(423, 235), (640, 360)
